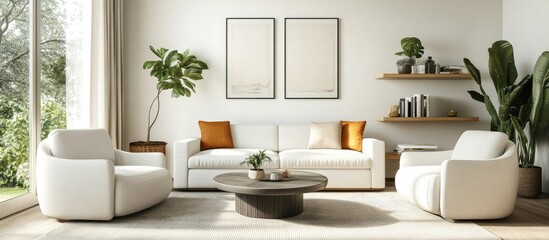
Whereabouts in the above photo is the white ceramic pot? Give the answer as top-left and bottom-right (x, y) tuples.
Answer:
(248, 169), (265, 180)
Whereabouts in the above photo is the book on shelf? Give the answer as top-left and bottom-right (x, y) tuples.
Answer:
(395, 143), (438, 153)
(398, 93), (430, 117)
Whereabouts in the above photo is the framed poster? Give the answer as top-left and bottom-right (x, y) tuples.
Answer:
(284, 18), (339, 99)
(226, 18), (275, 99)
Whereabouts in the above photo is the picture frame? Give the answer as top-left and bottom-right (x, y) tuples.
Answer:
(284, 18), (339, 99)
(226, 18), (275, 99)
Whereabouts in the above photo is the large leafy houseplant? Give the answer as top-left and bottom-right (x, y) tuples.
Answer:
(464, 40), (532, 143)
(130, 46), (208, 152)
(511, 52), (549, 167)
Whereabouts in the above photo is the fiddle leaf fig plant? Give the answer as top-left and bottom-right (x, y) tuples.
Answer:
(143, 45), (208, 142)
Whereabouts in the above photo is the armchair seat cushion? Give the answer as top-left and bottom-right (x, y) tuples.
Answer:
(279, 149), (371, 169)
(395, 166), (441, 215)
(114, 166), (172, 216)
(188, 149), (280, 169)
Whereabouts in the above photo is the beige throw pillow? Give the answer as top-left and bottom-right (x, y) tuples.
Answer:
(308, 121), (342, 149)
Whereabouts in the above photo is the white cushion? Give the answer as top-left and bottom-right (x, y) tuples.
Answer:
(114, 166), (172, 216)
(188, 149), (280, 169)
(395, 166), (441, 214)
(451, 130), (508, 160)
(279, 149), (370, 169)
(231, 124), (278, 151)
(308, 121), (342, 149)
(279, 125), (310, 151)
(48, 129), (115, 162)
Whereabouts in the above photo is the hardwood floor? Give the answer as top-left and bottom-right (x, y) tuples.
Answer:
(0, 189), (548, 240)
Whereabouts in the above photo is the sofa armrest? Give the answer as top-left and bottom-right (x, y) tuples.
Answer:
(362, 138), (385, 189)
(173, 138), (201, 188)
(37, 145), (115, 220)
(400, 150), (453, 168)
(440, 143), (518, 219)
(114, 149), (166, 168)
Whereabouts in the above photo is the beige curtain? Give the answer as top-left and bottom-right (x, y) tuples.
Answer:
(91, 0), (124, 148)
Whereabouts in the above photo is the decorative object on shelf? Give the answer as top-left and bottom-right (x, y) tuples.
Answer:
(440, 65), (465, 74)
(226, 18), (275, 99)
(398, 93), (430, 118)
(425, 56), (436, 74)
(240, 149), (272, 180)
(130, 46), (208, 154)
(389, 105), (399, 117)
(285, 18), (339, 99)
(447, 110), (458, 117)
(464, 40), (549, 198)
(394, 37), (424, 74)
(435, 63), (441, 74)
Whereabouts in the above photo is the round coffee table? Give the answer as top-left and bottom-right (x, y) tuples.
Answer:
(214, 171), (327, 219)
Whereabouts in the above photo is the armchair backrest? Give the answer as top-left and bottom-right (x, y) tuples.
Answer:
(48, 129), (116, 162)
(451, 130), (509, 160)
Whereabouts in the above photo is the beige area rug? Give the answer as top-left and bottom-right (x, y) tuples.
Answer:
(38, 191), (499, 240)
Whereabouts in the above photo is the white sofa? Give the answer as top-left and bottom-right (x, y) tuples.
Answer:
(395, 130), (518, 220)
(37, 129), (172, 221)
(173, 124), (385, 190)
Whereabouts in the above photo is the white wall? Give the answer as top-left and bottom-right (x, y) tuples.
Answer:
(123, 0), (502, 171)
(503, 0), (549, 193)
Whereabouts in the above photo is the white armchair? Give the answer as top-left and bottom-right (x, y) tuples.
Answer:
(37, 129), (172, 221)
(395, 130), (518, 220)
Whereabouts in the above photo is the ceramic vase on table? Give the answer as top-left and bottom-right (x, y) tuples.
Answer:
(248, 169), (265, 180)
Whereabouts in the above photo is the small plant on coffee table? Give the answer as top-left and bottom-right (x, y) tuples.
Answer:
(241, 150), (272, 180)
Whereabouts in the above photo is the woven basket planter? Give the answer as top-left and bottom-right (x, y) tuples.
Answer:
(129, 141), (167, 155)
(518, 166), (542, 198)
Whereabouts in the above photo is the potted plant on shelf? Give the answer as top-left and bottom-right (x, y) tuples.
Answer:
(464, 40), (549, 198)
(129, 46), (209, 154)
(240, 150), (272, 180)
(395, 37), (424, 74)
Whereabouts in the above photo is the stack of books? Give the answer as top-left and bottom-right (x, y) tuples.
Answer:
(398, 94), (430, 117)
(395, 144), (438, 153)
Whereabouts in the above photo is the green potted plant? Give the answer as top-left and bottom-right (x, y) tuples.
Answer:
(510, 51), (549, 198)
(395, 37), (425, 74)
(240, 149), (272, 180)
(464, 40), (549, 198)
(129, 46), (208, 154)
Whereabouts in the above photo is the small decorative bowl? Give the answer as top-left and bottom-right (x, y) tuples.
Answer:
(447, 110), (458, 117)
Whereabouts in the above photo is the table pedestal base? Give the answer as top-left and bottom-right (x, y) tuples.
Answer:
(235, 193), (303, 219)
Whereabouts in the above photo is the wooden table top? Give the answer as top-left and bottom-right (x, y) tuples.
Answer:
(213, 171), (327, 196)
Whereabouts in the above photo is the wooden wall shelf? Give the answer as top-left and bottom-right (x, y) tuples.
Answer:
(376, 73), (471, 80)
(378, 117), (479, 122)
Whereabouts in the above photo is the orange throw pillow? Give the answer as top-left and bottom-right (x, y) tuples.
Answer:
(198, 121), (234, 150)
(341, 121), (367, 151)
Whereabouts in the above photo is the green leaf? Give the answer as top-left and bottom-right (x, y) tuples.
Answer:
(464, 58), (482, 86)
(185, 72), (203, 80)
(143, 61), (157, 69)
(467, 90), (484, 103)
(530, 51), (549, 137)
(149, 45), (161, 58)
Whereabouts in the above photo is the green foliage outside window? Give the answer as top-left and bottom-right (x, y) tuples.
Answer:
(0, 98), (66, 188)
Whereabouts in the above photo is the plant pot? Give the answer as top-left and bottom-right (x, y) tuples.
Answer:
(518, 166), (542, 198)
(129, 141), (167, 154)
(248, 169), (265, 180)
(397, 64), (412, 74)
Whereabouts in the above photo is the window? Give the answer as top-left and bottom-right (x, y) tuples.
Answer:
(0, 0), (91, 218)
